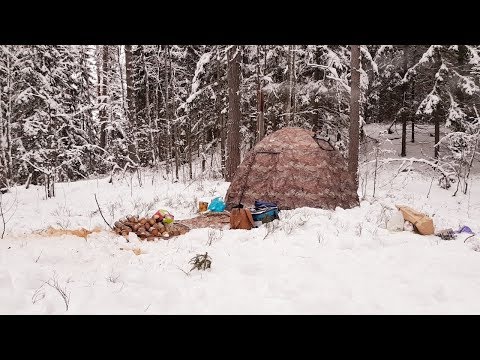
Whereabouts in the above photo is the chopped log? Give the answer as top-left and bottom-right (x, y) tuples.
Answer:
(114, 221), (124, 228)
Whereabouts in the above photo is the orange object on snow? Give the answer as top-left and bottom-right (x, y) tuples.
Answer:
(396, 205), (435, 235)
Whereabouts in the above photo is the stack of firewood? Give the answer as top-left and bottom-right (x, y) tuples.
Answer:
(113, 214), (189, 241)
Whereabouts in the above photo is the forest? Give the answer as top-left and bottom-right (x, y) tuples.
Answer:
(2, 45), (480, 315)
(1, 45), (478, 196)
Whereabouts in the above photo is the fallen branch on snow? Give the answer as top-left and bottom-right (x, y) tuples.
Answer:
(365, 157), (456, 188)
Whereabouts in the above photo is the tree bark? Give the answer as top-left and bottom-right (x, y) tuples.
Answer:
(313, 46), (322, 132)
(124, 45), (135, 124)
(401, 110), (407, 157)
(0, 53), (13, 186)
(140, 48), (156, 164)
(411, 76), (415, 143)
(434, 111), (440, 159)
(164, 45), (172, 175)
(348, 45), (361, 179)
(99, 45), (109, 149)
(0, 83), (6, 183)
(117, 46), (127, 120)
(174, 124), (180, 180)
(401, 45), (409, 157)
(217, 48), (226, 177)
(225, 46), (241, 182)
(292, 45), (296, 125)
(3, 51), (13, 181)
(285, 45), (293, 126)
(256, 45), (265, 142)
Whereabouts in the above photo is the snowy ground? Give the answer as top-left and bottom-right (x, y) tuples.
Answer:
(1, 144), (480, 314)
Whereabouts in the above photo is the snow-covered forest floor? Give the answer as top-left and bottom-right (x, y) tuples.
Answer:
(1, 124), (480, 314)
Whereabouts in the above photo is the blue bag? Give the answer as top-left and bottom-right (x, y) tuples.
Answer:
(251, 200), (280, 225)
(254, 200), (278, 209)
(208, 197), (226, 212)
(251, 207), (279, 224)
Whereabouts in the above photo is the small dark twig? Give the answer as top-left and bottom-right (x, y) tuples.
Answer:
(0, 193), (5, 239)
(176, 265), (191, 277)
(32, 284), (46, 304)
(35, 250), (43, 263)
(464, 234), (476, 243)
(94, 193), (113, 230)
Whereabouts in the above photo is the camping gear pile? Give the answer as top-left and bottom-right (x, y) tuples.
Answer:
(113, 209), (189, 241)
(387, 204), (477, 243)
(229, 200), (280, 230)
(184, 197), (280, 231)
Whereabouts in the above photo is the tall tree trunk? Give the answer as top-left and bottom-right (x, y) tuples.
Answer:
(434, 111), (440, 159)
(124, 45), (135, 124)
(401, 45), (409, 157)
(96, 46), (102, 99)
(124, 45), (139, 165)
(401, 109), (407, 157)
(225, 46), (241, 182)
(313, 46), (322, 132)
(164, 45), (172, 175)
(188, 115), (193, 179)
(217, 48), (226, 177)
(292, 45), (296, 125)
(3, 51), (13, 181)
(411, 76), (415, 143)
(285, 45), (293, 126)
(141, 48), (156, 164)
(348, 45), (361, 180)
(173, 124), (180, 180)
(99, 45), (109, 149)
(153, 46), (161, 162)
(256, 45), (265, 142)
(0, 81), (6, 183)
(117, 46), (127, 119)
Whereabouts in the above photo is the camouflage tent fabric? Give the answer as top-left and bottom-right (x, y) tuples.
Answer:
(224, 127), (359, 210)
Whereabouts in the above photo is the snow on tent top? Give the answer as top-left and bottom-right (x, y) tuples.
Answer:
(224, 127), (359, 211)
